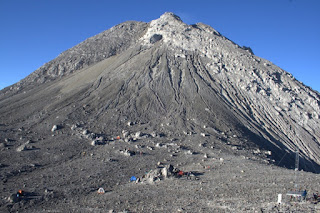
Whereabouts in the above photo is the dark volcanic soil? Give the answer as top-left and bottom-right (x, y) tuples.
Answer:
(1, 119), (320, 212)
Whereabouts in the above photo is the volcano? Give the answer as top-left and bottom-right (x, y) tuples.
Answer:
(1, 13), (320, 212)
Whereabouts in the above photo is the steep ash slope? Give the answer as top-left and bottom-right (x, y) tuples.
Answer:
(0, 11), (319, 167)
(1, 13), (320, 172)
(137, 12), (320, 169)
(0, 21), (148, 95)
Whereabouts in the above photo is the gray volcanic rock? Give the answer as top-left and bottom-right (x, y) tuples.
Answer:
(1, 12), (320, 212)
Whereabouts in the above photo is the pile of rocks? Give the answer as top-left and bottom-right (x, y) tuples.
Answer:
(70, 124), (106, 146)
(133, 164), (184, 184)
(119, 149), (136, 157)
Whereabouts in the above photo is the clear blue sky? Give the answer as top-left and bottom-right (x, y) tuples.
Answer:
(1, 0), (319, 92)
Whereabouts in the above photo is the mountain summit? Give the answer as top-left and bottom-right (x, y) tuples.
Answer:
(1, 12), (320, 169)
(1, 12), (320, 211)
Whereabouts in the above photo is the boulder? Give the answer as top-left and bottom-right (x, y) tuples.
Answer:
(161, 164), (174, 178)
(16, 141), (30, 152)
(70, 124), (78, 130)
(0, 142), (6, 148)
(51, 125), (59, 132)
(139, 164), (176, 183)
(122, 130), (129, 138)
(120, 149), (135, 156)
(134, 131), (141, 139)
(82, 129), (89, 135)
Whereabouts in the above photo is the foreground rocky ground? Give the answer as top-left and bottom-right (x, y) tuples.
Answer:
(1, 123), (320, 212)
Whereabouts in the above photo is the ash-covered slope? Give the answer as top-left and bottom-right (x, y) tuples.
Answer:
(1, 12), (320, 172)
(0, 21), (148, 94)
(138, 12), (320, 169)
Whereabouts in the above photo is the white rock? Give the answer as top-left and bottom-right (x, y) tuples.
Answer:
(135, 131), (141, 138)
(185, 150), (193, 155)
(265, 150), (272, 155)
(16, 141), (30, 152)
(51, 125), (58, 132)
(161, 167), (168, 178)
(71, 124), (78, 130)
(16, 144), (27, 152)
(147, 146), (154, 150)
(122, 130), (129, 138)
(253, 149), (261, 154)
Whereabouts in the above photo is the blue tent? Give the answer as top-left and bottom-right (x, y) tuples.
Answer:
(130, 176), (137, 182)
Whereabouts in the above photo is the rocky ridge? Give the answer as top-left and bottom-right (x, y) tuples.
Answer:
(138, 12), (320, 167)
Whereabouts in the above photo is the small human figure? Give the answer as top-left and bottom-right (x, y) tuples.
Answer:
(17, 190), (23, 197)
(314, 191), (319, 201)
(14, 190), (24, 202)
(302, 189), (307, 200)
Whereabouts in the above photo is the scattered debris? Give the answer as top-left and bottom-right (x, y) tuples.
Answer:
(70, 124), (107, 145)
(132, 164), (202, 184)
